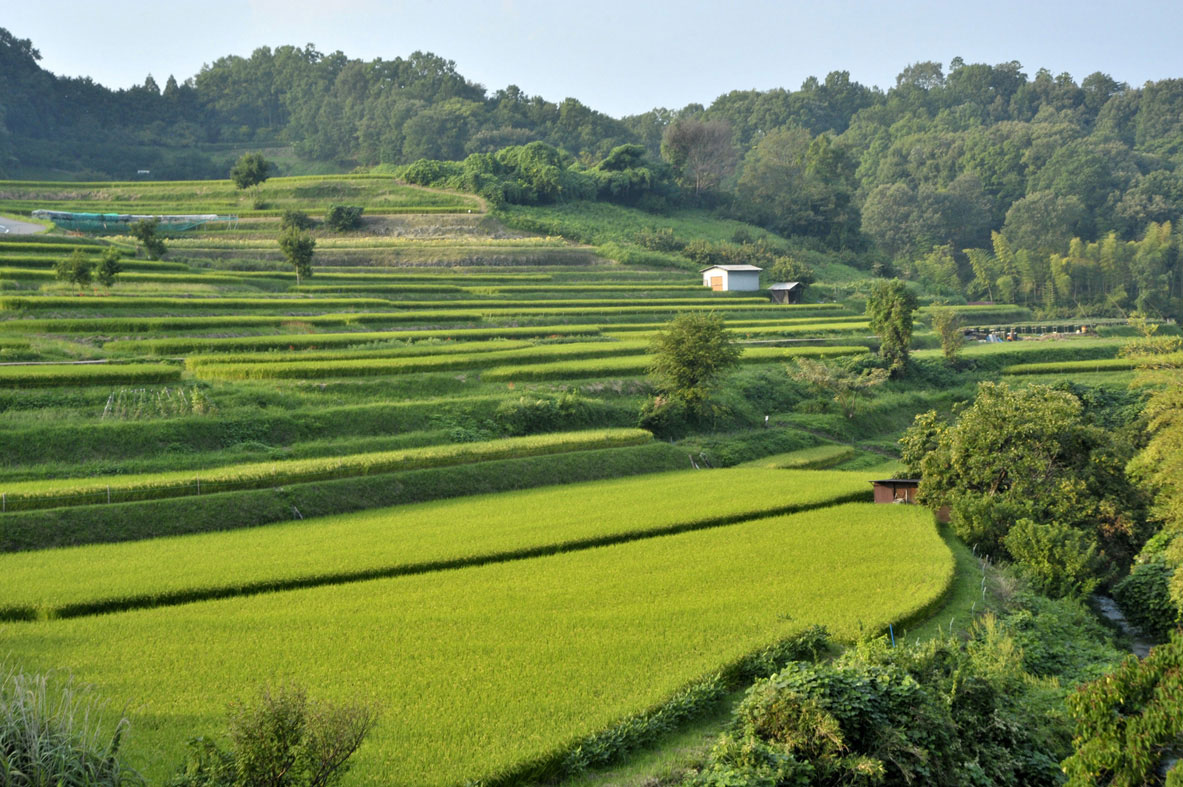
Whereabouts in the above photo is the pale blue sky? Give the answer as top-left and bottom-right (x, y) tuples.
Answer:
(5, 0), (1182, 117)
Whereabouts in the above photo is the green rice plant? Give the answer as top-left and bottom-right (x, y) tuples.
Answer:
(618, 321), (873, 341)
(0, 174), (480, 214)
(191, 341), (651, 381)
(114, 325), (604, 355)
(0, 256), (188, 272)
(467, 284), (702, 294)
(922, 304), (1034, 324)
(99, 386), (216, 420)
(603, 314), (859, 333)
(481, 345), (869, 381)
(0, 503), (951, 785)
(0, 396), (514, 467)
(1001, 357), (1146, 375)
(0, 295), (399, 312)
(912, 337), (1124, 369)
(0, 428), (652, 512)
(291, 283), (466, 293)
(736, 443), (859, 469)
(0, 363), (179, 388)
(0, 467), (874, 618)
(184, 339), (537, 368)
(0, 443), (686, 552)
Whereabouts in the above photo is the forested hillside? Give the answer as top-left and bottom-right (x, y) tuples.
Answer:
(2, 28), (1182, 317)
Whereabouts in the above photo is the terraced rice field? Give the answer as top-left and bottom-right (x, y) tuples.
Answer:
(0, 176), (963, 785)
(1, 501), (952, 785)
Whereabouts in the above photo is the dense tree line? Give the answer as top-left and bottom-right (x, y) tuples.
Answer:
(4, 28), (1183, 313)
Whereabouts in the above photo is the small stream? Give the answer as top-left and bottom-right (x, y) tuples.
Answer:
(1091, 595), (1179, 777)
(1091, 594), (1154, 658)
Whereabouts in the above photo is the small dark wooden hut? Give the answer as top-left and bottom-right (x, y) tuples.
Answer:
(769, 282), (802, 304)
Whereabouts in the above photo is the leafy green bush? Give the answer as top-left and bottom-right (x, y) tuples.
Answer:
(0, 666), (142, 786)
(170, 684), (375, 787)
(1003, 519), (1103, 599)
(323, 205), (363, 232)
(999, 592), (1124, 684)
(633, 226), (685, 252)
(688, 617), (1086, 787)
(1063, 631), (1183, 786)
(1113, 559), (1178, 639)
(492, 389), (598, 435)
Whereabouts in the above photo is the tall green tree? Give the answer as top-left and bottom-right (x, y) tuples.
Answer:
(278, 228), (315, 284)
(901, 382), (1148, 572)
(95, 247), (122, 288)
(866, 279), (918, 374)
(130, 218), (166, 260)
(54, 249), (93, 289)
(647, 312), (741, 413)
(929, 308), (964, 363)
(660, 116), (738, 198)
(229, 151), (274, 191)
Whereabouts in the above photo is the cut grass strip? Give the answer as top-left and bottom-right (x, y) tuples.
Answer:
(481, 345), (870, 381)
(0, 428), (652, 512)
(0, 363), (179, 388)
(0, 467), (876, 619)
(0, 502), (951, 785)
(190, 341), (651, 380)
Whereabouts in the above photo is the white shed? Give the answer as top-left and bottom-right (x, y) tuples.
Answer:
(701, 264), (762, 292)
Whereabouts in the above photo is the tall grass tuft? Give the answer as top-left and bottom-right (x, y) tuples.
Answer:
(0, 666), (142, 786)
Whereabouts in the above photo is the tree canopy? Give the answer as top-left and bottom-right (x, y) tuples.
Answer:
(229, 152), (274, 190)
(647, 312), (741, 412)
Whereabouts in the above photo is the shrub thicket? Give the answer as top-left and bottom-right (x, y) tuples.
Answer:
(169, 684), (375, 787)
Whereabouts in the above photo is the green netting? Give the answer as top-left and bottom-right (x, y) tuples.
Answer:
(31, 210), (238, 234)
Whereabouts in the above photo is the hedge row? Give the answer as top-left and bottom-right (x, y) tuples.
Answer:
(0, 442), (688, 551)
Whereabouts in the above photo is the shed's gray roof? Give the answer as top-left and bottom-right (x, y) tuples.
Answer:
(700, 264), (763, 273)
(769, 282), (800, 290)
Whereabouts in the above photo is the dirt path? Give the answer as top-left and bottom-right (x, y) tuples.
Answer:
(0, 215), (46, 235)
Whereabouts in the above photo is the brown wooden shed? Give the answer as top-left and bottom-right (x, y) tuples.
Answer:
(871, 479), (921, 504)
(871, 479), (950, 522)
